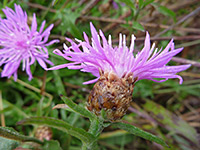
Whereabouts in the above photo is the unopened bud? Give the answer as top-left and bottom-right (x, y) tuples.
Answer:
(34, 126), (52, 141)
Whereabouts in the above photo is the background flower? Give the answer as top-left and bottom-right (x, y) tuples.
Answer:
(51, 22), (191, 84)
(0, 4), (59, 81)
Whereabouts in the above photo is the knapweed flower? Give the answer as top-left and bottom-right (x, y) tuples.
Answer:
(0, 4), (59, 81)
(50, 23), (191, 120)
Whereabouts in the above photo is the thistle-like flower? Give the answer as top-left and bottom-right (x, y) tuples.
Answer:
(0, 4), (59, 81)
(51, 23), (191, 120)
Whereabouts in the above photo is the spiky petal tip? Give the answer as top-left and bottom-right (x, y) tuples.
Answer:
(51, 22), (191, 84)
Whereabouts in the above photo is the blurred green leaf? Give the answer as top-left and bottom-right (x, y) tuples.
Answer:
(52, 69), (66, 96)
(18, 117), (95, 144)
(68, 21), (83, 39)
(158, 5), (176, 17)
(3, 99), (29, 118)
(112, 122), (168, 147)
(155, 83), (200, 97)
(99, 130), (134, 147)
(0, 136), (19, 150)
(55, 9), (82, 38)
(0, 127), (43, 144)
(139, 0), (154, 9)
(3, 0), (8, 7)
(118, 0), (136, 11)
(143, 100), (199, 145)
(52, 128), (72, 150)
(109, 134), (133, 147)
(153, 3), (176, 21)
(132, 21), (145, 32)
(42, 139), (62, 150)
(133, 80), (154, 98)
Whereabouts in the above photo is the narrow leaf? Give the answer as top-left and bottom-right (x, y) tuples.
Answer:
(52, 62), (66, 96)
(3, 100), (28, 118)
(138, 0), (144, 8)
(18, 117), (95, 144)
(140, 0), (154, 8)
(61, 96), (96, 120)
(112, 122), (168, 147)
(152, 3), (176, 21)
(0, 127), (43, 144)
(119, 0), (136, 10)
(132, 21), (145, 32)
(157, 5), (176, 18)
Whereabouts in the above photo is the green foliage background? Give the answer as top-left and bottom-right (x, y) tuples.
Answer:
(0, 0), (200, 150)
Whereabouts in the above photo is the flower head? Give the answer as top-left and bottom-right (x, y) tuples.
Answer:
(51, 22), (190, 85)
(0, 4), (59, 80)
(51, 23), (191, 120)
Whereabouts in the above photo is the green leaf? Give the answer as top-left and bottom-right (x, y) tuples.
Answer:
(139, 0), (154, 9)
(61, 96), (96, 120)
(138, 0), (144, 8)
(120, 24), (132, 31)
(158, 5), (176, 17)
(118, 0), (136, 10)
(7, 0), (17, 7)
(42, 140), (62, 150)
(18, 117), (95, 145)
(100, 133), (134, 146)
(3, 99), (29, 118)
(112, 122), (168, 147)
(68, 21), (83, 40)
(153, 3), (176, 21)
(0, 127), (43, 144)
(0, 136), (19, 150)
(143, 100), (199, 145)
(55, 9), (82, 38)
(132, 21), (145, 32)
(52, 65), (66, 96)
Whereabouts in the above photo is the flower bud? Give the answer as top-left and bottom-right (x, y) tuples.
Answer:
(35, 126), (52, 141)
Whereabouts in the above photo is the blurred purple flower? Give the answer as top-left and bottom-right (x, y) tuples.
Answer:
(0, 4), (59, 81)
(112, 1), (125, 9)
(50, 22), (191, 84)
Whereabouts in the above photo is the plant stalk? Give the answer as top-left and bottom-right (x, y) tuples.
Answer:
(0, 91), (5, 127)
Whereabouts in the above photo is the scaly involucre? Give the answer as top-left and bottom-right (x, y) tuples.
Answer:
(51, 22), (191, 84)
(0, 4), (59, 80)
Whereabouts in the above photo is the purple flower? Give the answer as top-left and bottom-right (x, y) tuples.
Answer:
(112, 1), (125, 9)
(0, 4), (59, 81)
(50, 22), (191, 84)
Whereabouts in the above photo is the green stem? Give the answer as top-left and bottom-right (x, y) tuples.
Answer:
(83, 118), (105, 150)
(82, 143), (88, 150)
(89, 116), (105, 136)
(134, 8), (140, 21)
(82, 142), (98, 150)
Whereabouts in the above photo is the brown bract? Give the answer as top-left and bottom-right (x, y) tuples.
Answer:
(87, 70), (137, 121)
